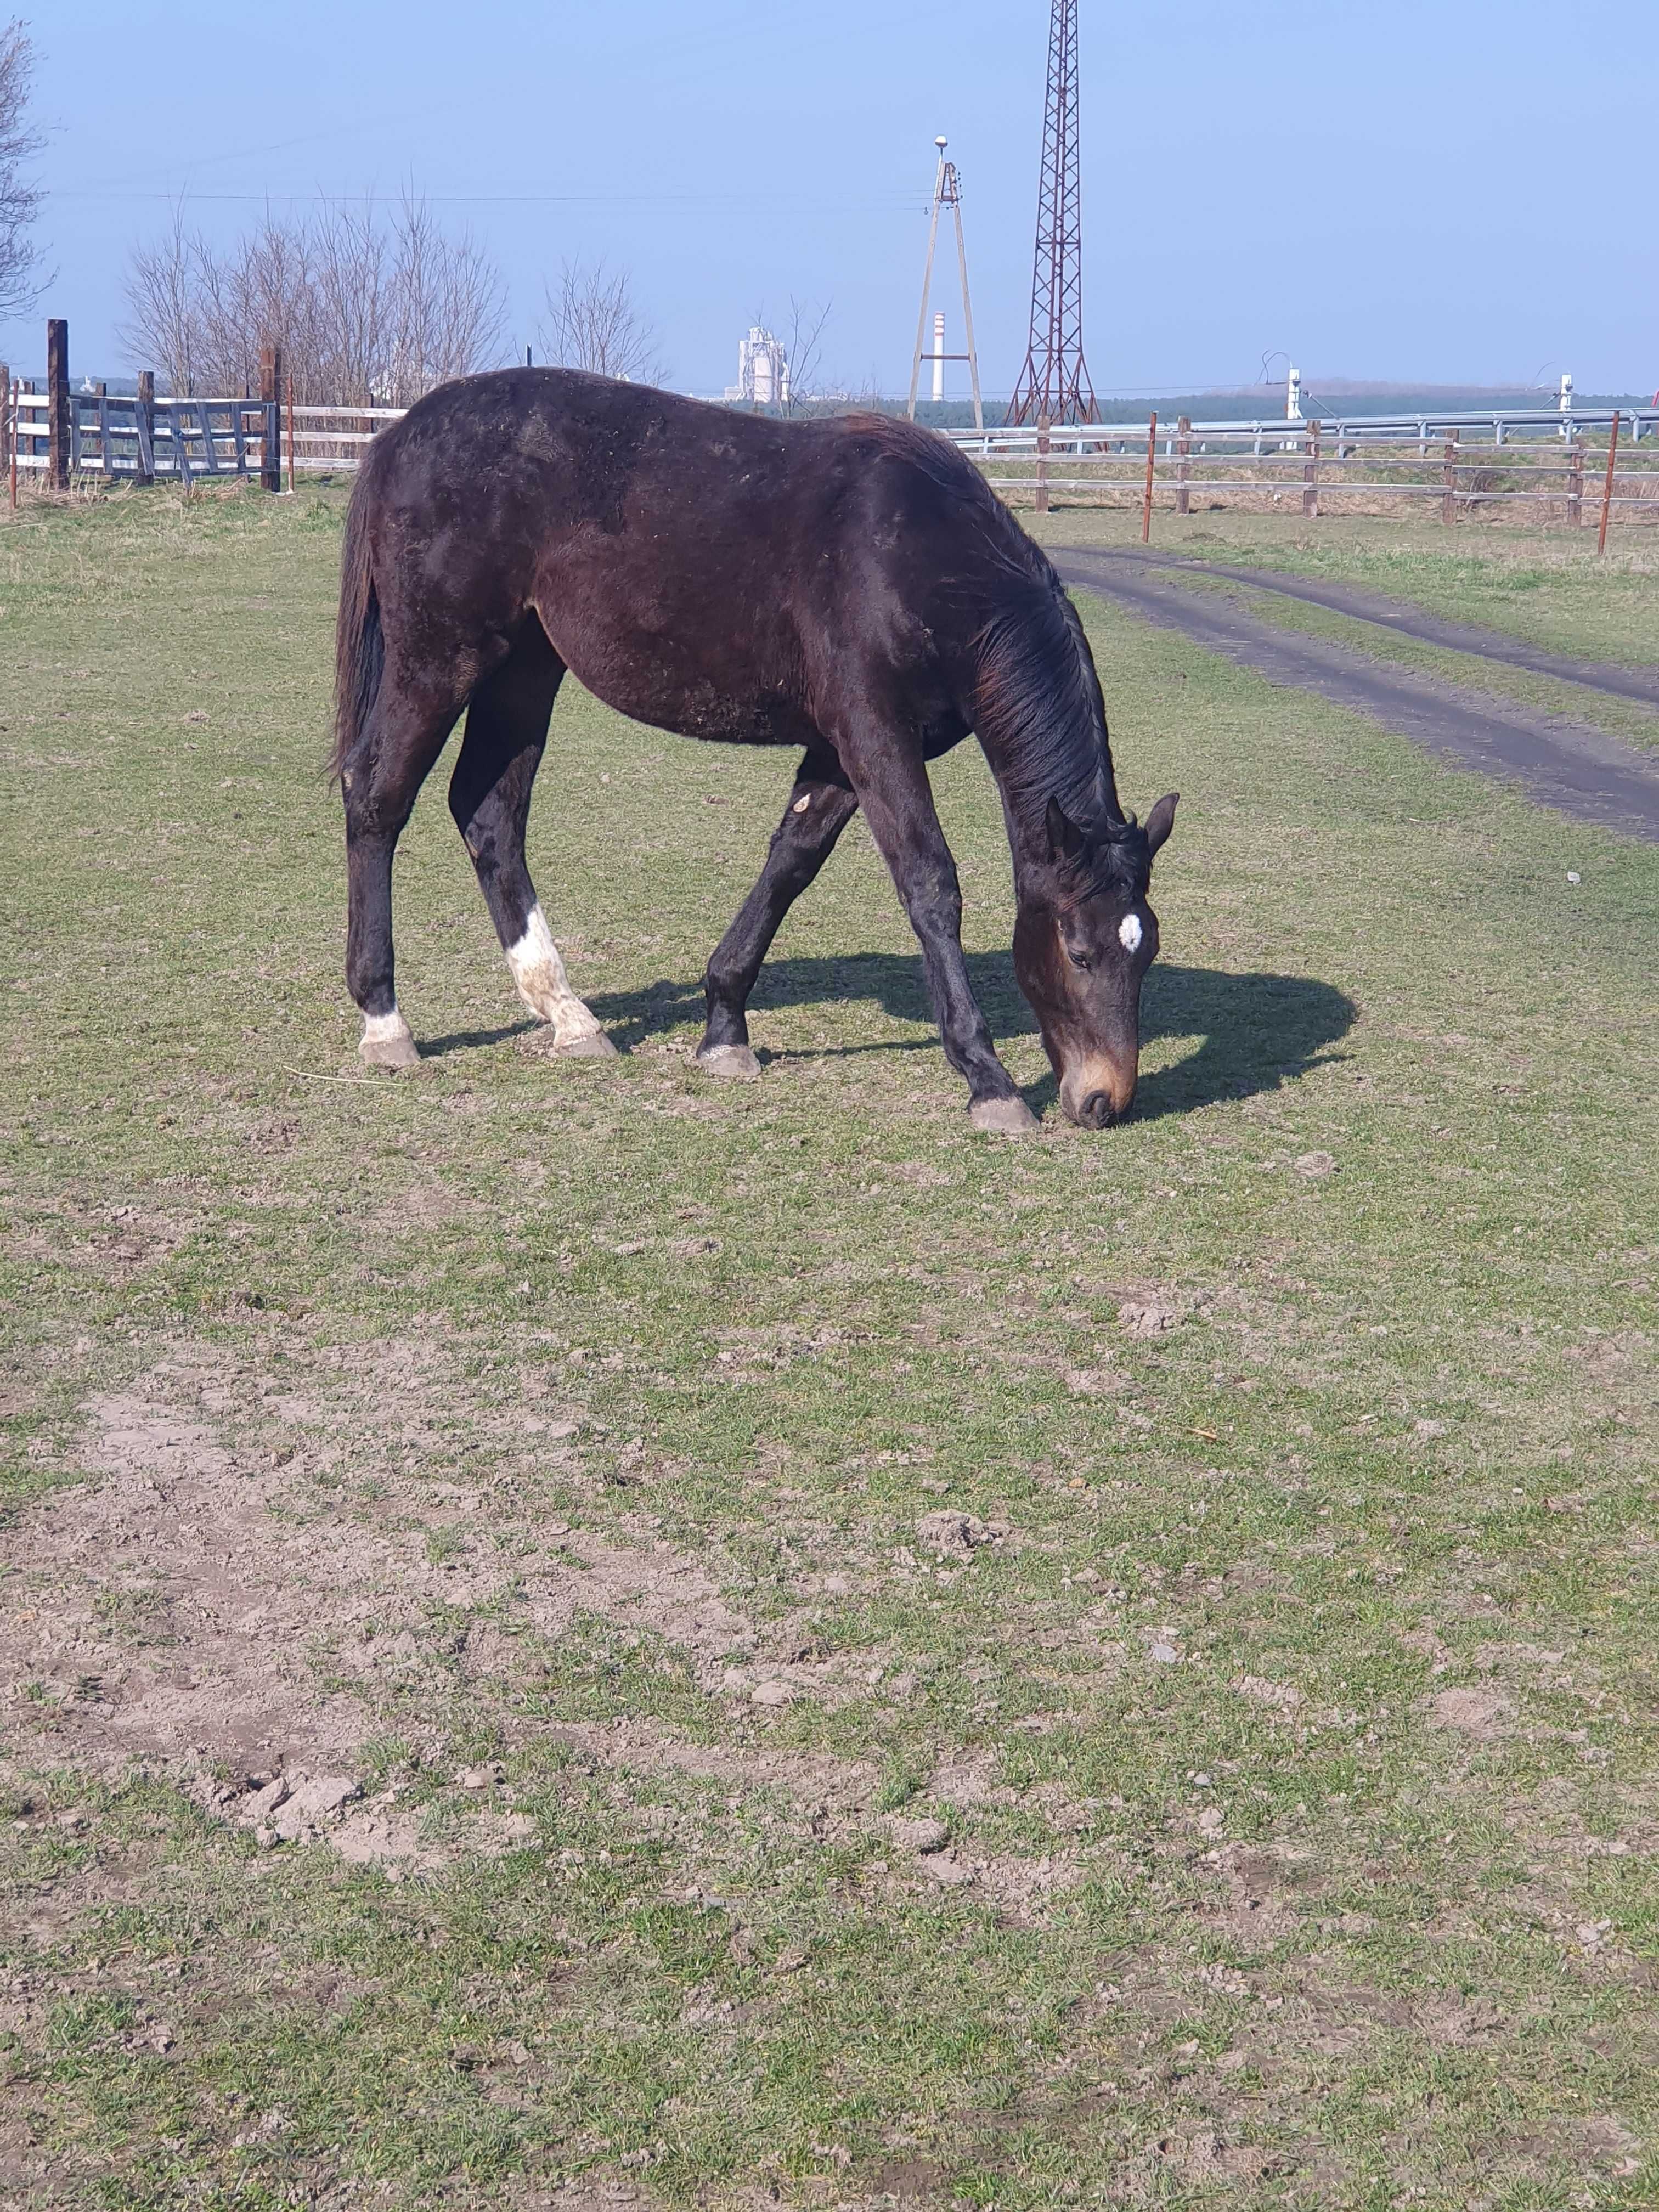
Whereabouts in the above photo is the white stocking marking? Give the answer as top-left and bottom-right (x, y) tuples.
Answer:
(506, 904), (602, 1040)
(363, 1008), (413, 1046)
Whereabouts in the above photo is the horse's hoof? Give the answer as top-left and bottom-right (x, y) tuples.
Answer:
(554, 1030), (618, 1059)
(359, 1024), (419, 1071)
(696, 1043), (761, 1081)
(969, 1095), (1040, 1136)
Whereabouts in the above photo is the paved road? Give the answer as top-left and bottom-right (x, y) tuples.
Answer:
(1054, 549), (1659, 844)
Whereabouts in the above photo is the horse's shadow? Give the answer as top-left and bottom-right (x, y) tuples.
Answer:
(586, 952), (1355, 1119)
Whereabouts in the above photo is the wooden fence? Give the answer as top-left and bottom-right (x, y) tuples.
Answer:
(7, 314), (1659, 538)
(10, 386), (281, 486)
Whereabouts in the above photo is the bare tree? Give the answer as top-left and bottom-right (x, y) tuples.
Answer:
(0, 18), (45, 320)
(119, 195), (506, 405)
(308, 199), (388, 405)
(538, 259), (663, 385)
(385, 193), (505, 402)
(121, 205), (202, 393)
(778, 296), (831, 415)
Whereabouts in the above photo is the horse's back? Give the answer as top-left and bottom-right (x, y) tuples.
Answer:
(352, 371), (1026, 746)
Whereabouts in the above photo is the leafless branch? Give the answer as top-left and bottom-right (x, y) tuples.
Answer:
(0, 18), (46, 320)
(778, 296), (832, 414)
(119, 205), (203, 394)
(117, 194), (506, 404)
(538, 259), (664, 385)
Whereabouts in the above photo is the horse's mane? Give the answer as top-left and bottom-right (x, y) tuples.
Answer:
(968, 550), (1145, 891)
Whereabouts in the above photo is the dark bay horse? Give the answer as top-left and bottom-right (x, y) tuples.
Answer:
(332, 369), (1177, 1130)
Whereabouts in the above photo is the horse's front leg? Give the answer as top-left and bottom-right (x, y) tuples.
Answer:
(698, 748), (859, 1078)
(838, 731), (1038, 1134)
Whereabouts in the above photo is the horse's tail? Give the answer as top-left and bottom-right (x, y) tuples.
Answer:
(330, 470), (383, 783)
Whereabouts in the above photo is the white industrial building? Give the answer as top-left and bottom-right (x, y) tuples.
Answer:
(726, 326), (789, 409)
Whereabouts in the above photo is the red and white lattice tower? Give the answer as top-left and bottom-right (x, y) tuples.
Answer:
(1007, 0), (1097, 426)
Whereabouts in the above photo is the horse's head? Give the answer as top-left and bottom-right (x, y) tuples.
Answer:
(1013, 792), (1178, 1127)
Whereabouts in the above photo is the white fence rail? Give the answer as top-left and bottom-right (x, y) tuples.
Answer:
(14, 386), (1659, 524)
(947, 410), (1659, 520)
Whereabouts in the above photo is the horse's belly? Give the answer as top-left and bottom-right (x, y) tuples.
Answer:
(555, 626), (811, 749)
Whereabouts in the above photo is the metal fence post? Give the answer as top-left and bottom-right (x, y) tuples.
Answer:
(46, 318), (70, 490)
(259, 343), (283, 492)
(1567, 436), (1584, 527)
(1442, 427), (1459, 525)
(1598, 412), (1621, 554)
(1035, 413), (1050, 514)
(1304, 419), (1321, 518)
(1176, 414), (1191, 516)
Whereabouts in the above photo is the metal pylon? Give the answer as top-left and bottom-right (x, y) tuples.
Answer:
(906, 136), (984, 433)
(1007, 0), (1097, 426)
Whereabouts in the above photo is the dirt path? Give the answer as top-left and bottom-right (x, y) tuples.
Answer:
(1054, 550), (1659, 842)
(1063, 544), (1659, 707)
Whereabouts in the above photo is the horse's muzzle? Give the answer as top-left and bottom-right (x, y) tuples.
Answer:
(1062, 1055), (1138, 1128)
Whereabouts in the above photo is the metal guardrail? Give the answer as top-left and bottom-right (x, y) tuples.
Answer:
(948, 409), (1659, 455)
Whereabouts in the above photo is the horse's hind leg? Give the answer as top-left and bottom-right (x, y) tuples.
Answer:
(345, 689), (463, 1069)
(698, 746), (859, 1079)
(448, 620), (615, 1058)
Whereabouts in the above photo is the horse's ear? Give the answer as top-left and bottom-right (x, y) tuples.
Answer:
(1144, 792), (1179, 856)
(1046, 797), (1086, 863)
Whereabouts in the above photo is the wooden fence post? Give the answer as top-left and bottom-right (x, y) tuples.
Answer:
(1598, 413), (1621, 554)
(285, 377), (296, 494)
(259, 343), (283, 492)
(46, 318), (69, 490)
(1141, 410), (1158, 543)
(1175, 414), (1191, 516)
(0, 365), (8, 513)
(135, 371), (155, 486)
(1304, 419), (1321, 518)
(1035, 413), (1050, 513)
(1441, 427), (1459, 525)
(1567, 436), (1584, 527)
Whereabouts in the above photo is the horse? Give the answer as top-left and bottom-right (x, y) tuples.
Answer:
(331, 369), (1177, 1131)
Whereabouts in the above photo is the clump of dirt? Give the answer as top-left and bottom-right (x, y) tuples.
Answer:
(913, 1509), (1012, 1558)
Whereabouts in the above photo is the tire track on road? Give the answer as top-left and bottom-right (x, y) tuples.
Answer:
(1054, 552), (1659, 843)
(1061, 545), (1659, 708)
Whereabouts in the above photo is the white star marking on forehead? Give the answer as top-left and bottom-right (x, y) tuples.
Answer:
(1118, 913), (1143, 953)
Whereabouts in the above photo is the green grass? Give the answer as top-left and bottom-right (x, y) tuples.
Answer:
(1, 481), (1656, 2210)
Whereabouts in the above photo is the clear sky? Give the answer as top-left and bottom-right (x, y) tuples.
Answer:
(18, 0), (1658, 398)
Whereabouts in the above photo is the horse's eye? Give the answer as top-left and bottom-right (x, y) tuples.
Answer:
(1066, 944), (1093, 972)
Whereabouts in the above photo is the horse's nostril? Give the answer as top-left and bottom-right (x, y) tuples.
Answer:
(1080, 1090), (1115, 1128)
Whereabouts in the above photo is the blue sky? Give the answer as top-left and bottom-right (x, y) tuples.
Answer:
(18, 0), (1658, 397)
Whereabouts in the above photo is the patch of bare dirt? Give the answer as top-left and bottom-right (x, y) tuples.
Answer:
(1429, 1685), (1516, 1739)
(4, 1350), (1108, 1891)
(0, 1350), (802, 1866)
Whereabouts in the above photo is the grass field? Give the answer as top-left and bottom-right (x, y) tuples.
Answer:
(2, 483), (1656, 2211)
